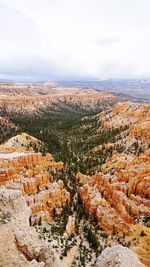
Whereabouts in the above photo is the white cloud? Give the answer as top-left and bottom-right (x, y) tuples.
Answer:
(0, 0), (150, 80)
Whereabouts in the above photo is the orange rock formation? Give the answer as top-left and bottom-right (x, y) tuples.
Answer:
(78, 149), (150, 234)
(0, 88), (117, 116)
(0, 152), (70, 224)
(98, 101), (150, 140)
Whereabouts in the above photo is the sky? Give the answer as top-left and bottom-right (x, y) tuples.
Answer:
(0, 0), (150, 81)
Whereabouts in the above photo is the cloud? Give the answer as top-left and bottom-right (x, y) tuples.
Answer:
(0, 0), (150, 80)
(94, 37), (123, 46)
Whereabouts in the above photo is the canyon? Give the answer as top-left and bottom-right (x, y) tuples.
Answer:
(0, 86), (149, 267)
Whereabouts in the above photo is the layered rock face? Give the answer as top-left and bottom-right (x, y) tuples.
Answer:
(0, 87), (117, 116)
(98, 102), (150, 130)
(0, 187), (64, 267)
(96, 245), (145, 267)
(97, 101), (150, 149)
(0, 151), (70, 224)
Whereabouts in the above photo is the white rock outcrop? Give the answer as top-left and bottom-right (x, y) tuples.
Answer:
(96, 245), (145, 267)
(0, 187), (64, 267)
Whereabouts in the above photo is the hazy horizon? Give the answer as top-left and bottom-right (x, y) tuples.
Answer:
(1, 78), (150, 83)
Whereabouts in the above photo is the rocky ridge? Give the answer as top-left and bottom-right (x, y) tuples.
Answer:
(98, 102), (150, 129)
(97, 101), (150, 150)
(0, 87), (117, 117)
(0, 132), (44, 152)
(0, 187), (64, 267)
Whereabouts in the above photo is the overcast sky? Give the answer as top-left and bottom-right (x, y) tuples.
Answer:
(0, 0), (150, 81)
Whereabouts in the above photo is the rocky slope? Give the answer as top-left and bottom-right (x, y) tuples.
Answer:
(0, 132), (45, 152)
(96, 245), (145, 267)
(77, 102), (150, 266)
(0, 86), (117, 117)
(0, 138), (70, 225)
(0, 116), (18, 144)
(0, 187), (145, 267)
(0, 187), (64, 267)
(96, 101), (150, 150)
(77, 152), (150, 232)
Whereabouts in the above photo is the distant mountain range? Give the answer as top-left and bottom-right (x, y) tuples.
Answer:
(0, 79), (150, 102)
(58, 79), (150, 102)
